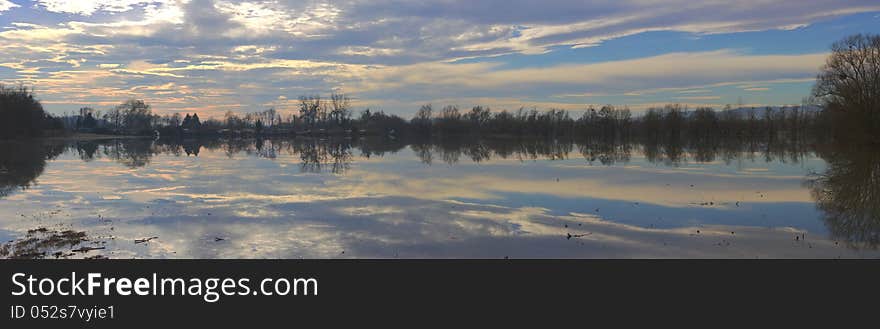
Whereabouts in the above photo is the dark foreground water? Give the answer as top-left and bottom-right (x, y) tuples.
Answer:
(1, 136), (878, 258)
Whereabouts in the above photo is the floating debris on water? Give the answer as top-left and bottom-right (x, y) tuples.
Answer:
(566, 232), (592, 240)
(72, 246), (105, 253)
(135, 236), (159, 244)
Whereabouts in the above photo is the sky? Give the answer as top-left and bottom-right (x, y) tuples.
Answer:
(0, 1), (879, 119)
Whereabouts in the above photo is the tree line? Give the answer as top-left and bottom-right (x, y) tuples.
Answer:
(11, 92), (831, 142)
(53, 92), (409, 137)
(56, 100), (826, 142)
(408, 103), (825, 142)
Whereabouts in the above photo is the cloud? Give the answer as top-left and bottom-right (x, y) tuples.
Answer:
(1, 1), (876, 116)
(676, 89), (711, 94)
(346, 0), (880, 56)
(349, 50), (826, 95)
(1, 46), (828, 117)
(0, 0), (18, 13)
(675, 96), (722, 100)
(13, 1), (879, 64)
(35, 0), (156, 16)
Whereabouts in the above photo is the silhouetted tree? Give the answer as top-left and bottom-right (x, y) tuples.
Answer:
(329, 93), (351, 126)
(182, 114), (192, 128)
(191, 113), (201, 129)
(110, 99), (153, 134)
(411, 104), (434, 134)
(299, 95), (321, 128)
(77, 107), (97, 130)
(811, 34), (880, 142)
(0, 84), (61, 138)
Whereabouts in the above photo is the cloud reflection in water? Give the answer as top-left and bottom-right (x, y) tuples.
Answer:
(0, 137), (876, 258)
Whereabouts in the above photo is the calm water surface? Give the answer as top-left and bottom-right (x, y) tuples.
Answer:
(1, 137), (877, 258)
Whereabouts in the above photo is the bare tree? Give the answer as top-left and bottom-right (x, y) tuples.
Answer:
(330, 92), (351, 125)
(812, 34), (880, 139)
(412, 104), (433, 132)
(299, 95), (322, 127)
(117, 99), (152, 133)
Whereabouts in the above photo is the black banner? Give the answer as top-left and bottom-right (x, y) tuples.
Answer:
(1, 260), (877, 327)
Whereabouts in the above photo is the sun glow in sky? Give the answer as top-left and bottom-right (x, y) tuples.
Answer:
(0, 0), (879, 118)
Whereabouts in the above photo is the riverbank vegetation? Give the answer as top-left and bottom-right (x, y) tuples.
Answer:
(0, 88), (841, 143)
(0, 85), (64, 139)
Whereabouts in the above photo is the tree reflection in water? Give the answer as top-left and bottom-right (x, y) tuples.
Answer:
(0, 135), (832, 194)
(807, 144), (880, 249)
(0, 140), (64, 197)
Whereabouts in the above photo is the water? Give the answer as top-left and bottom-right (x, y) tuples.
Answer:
(1, 137), (878, 258)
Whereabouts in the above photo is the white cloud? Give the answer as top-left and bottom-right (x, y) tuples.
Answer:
(36, 0), (154, 16)
(213, 1), (340, 37)
(0, 0), (18, 13)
